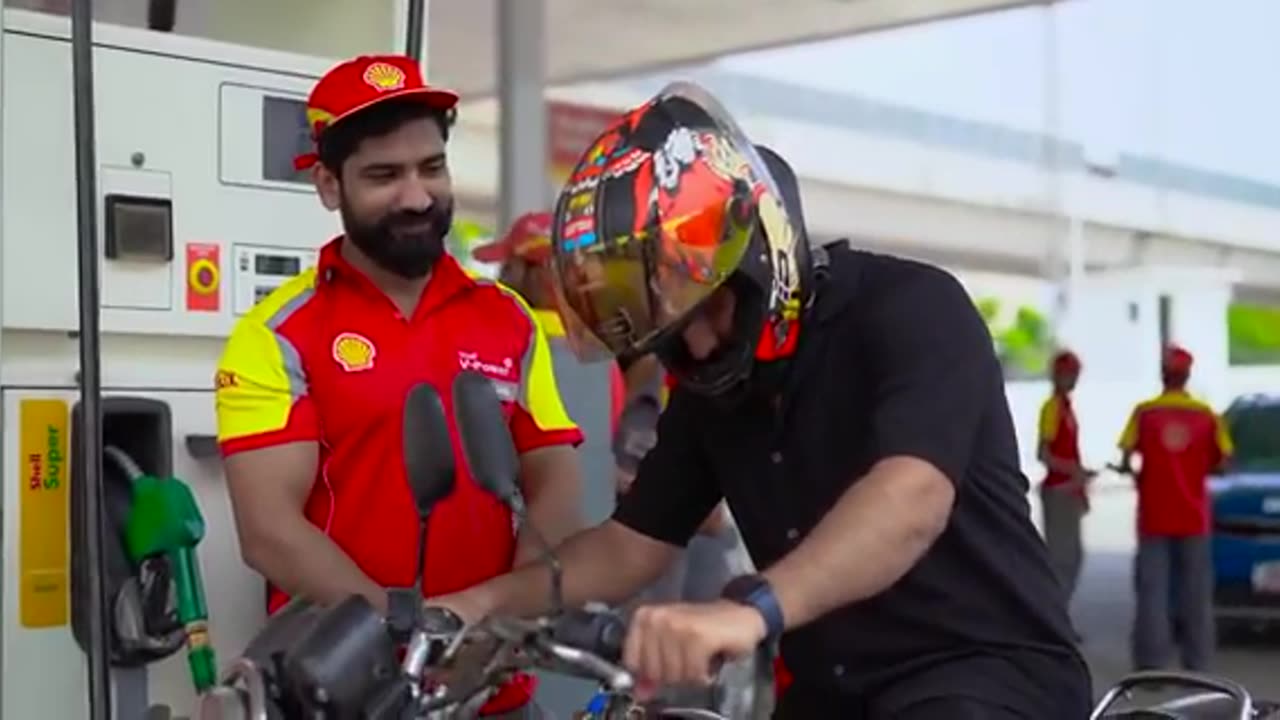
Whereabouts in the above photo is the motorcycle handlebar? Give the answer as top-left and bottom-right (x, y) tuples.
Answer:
(212, 602), (634, 719)
(550, 606), (627, 665)
(414, 605), (634, 714)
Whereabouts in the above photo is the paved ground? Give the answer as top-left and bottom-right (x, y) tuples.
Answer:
(1076, 551), (1280, 708)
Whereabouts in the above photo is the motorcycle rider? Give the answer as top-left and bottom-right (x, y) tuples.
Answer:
(1116, 345), (1233, 672)
(215, 54), (583, 718)
(432, 84), (1090, 718)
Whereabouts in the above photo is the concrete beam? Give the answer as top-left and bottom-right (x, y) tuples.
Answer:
(428, 0), (1037, 95)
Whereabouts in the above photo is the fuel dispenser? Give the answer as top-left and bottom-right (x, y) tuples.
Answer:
(0, 4), (425, 716)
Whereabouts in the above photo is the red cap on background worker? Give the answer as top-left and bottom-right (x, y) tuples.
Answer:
(472, 211), (553, 264)
(472, 212), (558, 311)
(1162, 344), (1194, 390)
(1050, 350), (1081, 393)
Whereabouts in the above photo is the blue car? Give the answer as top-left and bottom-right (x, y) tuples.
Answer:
(1209, 393), (1280, 637)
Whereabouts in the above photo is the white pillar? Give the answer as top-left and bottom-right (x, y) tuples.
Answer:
(496, 0), (548, 231)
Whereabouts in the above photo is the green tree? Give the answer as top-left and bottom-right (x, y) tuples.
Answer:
(976, 297), (1000, 326)
(975, 296), (1053, 378)
(999, 306), (1051, 376)
(1228, 303), (1280, 365)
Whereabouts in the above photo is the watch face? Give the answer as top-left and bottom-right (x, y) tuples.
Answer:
(723, 574), (783, 641)
(723, 574), (766, 601)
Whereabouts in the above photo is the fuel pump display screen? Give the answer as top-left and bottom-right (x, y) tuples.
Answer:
(255, 254), (301, 276)
(233, 245), (318, 315)
(261, 95), (311, 184)
(104, 195), (174, 261)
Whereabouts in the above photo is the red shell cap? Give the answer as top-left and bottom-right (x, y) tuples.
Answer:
(294, 55), (459, 171)
(1162, 344), (1194, 373)
(472, 212), (554, 264)
(1051, 350), (1081, 374)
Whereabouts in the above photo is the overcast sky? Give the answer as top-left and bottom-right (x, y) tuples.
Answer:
(716, 0), (1277, 183)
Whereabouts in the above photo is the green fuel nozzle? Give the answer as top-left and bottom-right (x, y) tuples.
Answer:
(114, 453), (217, 694)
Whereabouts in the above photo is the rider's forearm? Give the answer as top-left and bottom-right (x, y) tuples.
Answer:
(242, 514), (387, 613)
(475, 520), (676, 618)
(763, 456), (954, 631)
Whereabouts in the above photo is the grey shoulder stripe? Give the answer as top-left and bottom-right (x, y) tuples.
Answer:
(264, 287), (316, 400)
(265, 287), (316, 331)
(273, 335), (308, 400)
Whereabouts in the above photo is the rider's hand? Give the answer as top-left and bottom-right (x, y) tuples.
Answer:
(623, 600), (766, 697)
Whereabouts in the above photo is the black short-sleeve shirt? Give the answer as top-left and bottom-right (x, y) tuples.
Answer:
(614, 244), (1087, 707)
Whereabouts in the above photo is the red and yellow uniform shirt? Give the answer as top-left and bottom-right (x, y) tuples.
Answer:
(216, 240), (583, 613)
(1117, 390), (1233, 537)
(1038, 392), (1082, 492)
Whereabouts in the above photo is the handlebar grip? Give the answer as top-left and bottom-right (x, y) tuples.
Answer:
(552, 608), (627, 663)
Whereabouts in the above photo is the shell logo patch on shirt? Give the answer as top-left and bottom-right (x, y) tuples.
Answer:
(333, 332), (376, 372)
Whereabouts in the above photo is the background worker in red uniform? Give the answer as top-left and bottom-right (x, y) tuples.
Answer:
(1116, 345), (1233, 672)
(1037, 350), (1096, 633)
(216, 55), (584, 718)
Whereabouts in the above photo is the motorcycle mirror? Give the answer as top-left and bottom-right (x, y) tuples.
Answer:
(452, 370), (566, 613)
(402, 382), (456, 519)
(451, 371), (521, 505)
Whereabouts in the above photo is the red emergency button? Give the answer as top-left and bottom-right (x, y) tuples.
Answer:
(188, 258), (219, 295)
(185, 242), (222, 312)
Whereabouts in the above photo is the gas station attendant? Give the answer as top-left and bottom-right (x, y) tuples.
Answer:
(213, 54), (585, 716)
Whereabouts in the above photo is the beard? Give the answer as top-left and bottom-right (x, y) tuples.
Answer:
(341, 195), (455, 279)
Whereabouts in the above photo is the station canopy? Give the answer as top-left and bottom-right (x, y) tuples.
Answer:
(428, 0), (1036, 94)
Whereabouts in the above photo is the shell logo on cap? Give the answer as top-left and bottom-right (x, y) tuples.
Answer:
(363, 62), (406, 92)
(333, 332), (377, 372)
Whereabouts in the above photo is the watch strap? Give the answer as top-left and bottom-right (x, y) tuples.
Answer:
(721, 574), (784, 642)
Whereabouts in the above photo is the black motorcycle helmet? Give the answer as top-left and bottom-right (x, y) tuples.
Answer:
(548, 82), (816, 397)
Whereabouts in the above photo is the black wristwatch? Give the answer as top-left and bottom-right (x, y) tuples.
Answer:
(721, 574), (785, 643)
